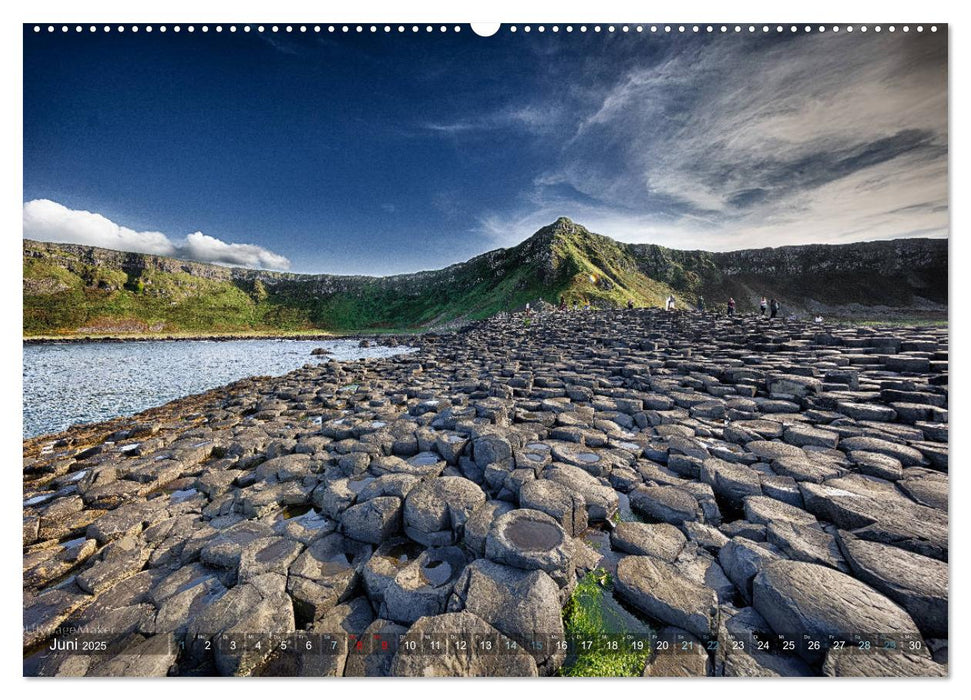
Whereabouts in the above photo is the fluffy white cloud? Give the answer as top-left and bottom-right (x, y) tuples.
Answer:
(23, 199), (175, 256)
(23, 199), (291, 270)
(181, 231), (291, 270)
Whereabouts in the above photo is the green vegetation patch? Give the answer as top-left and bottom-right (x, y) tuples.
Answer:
(559, 568), (651, 677)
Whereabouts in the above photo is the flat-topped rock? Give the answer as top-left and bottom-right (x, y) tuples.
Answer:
(752, 560), (921, 663)
(614, 555), (718, 638)
(610, 521), (687, 562)
(837, 532), (947, 637)
(484, 509), (573, 587)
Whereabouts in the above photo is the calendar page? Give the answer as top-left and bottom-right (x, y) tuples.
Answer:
(22, 18), (948, 680)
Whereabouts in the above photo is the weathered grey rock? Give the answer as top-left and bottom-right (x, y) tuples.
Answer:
(448, 558), (565, 673)
(784, 424), (839, 449)
(799, 478), (948, 560)
(237, 536), (303, 582)
(341, 496), (402, 544)
(683, 521), (730, 553)
(87, 632), (179, 677)
(700, 457), (762, 509)
(23, 584), (92, 648)
(768, 375), (820, 399)
(473, 434), (514, 470)
(287, 533), (372, 623)
(718, 519), (766, 542)
(267, 596), (372, 677)
(837, 532), (947, 637)
(356, 473), (420, 501)
(747, 440), (807, 462)
(771, 455), (842, 483)
(752, 560), (921, 663)
(629, 485), (703, 526)
(403, 476), (485, 546)
(897, 470), (948, 510)
(343, 618), (408, 677)
(463, 500), (515, 557)
(518, 478), (587, 536)
(717, 606), (814, 677)
(389, 611), (538, 677)
(718, 537), (782, 603)
(380, 546), (466, 625)
(642, 626), (710, 676)
(25, 538), (98, 589)
(544, 464), (618, 521)
(822, 648), (946, 677)
(151, 571), (228, 634)
(434, 433), (469, 465)
(614, 555), (718, 638)
(759, 474), (803, 508)
(273, 508), (336, 544)
(484, 509), (574, 587)
(850, 450), (904, 481)
(675, 547), (735, 604)
(838, 436), (927, 466)
(313, 479), (358, 519)
(766, 521), (848, 572)
(77, 538), (151, 595)
(835, 401), (897, 422)
(610, 521), (687, 562)
(743, 495), (817, 528)
(85, 501), (160, 544)
(200, 521), (275, 569)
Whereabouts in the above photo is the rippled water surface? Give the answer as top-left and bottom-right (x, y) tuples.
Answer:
(23, 338), (413, 438)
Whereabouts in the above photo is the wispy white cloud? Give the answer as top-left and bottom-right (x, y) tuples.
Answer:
(423, 103), (564, 136)
(478, 33), (948, 252)
(23, 199), (291, 270)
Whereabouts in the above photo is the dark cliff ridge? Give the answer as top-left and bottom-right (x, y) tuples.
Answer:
(22, 222), (948, 291)
(22, 218), (948, 335)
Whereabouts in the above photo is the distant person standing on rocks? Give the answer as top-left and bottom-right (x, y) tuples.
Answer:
(770, 298), (780, 319)
(727, 297), (736, 316)
(584, 299), (591, 311)
(759, 296), (768, 317)
(697, 296), (705, 312)
(525, 302), (532, 317)
(665, 295), (676, 311)
(559, 295), (567, 311)
(627, 299), (634, 310)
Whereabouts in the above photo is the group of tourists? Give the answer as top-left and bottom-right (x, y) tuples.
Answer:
(558, 295), (591, 312)
(664, 293), (781, 318)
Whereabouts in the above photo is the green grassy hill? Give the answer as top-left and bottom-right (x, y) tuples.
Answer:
(23, 218), (948, 336)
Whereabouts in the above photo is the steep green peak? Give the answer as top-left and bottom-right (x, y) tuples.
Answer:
(526, 217), (592, 248)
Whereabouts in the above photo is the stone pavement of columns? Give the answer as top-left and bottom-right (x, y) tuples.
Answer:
(23, 309), (948, 677)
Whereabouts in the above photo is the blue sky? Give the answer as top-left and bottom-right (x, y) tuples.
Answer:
(23, 25), (947, 274)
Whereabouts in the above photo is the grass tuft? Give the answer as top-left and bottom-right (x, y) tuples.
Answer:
(559, 567), (651, 677)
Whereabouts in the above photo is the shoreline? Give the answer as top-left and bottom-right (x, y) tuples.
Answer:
(22, 329), (420, 345)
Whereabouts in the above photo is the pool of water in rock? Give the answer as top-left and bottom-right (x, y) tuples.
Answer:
(504, 518), (563, 551)
(23, 338), (415, 438)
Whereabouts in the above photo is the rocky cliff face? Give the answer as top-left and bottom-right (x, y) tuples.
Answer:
(714, 238), (947, 277)
(23, 219), (948, 335)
